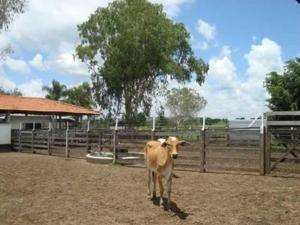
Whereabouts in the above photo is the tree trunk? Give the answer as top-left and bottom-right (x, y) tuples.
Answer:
(124, 93), (134, 130)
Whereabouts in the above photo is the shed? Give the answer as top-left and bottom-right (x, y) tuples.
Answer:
(0, 94), (100, 145)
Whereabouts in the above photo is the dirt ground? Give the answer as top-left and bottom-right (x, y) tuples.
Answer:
(0, 153), (299, 225)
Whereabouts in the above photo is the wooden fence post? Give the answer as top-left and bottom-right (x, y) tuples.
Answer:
(18, 130), (22, 152)
(200, 128), (206, 172)
(47, 122), (52, 155)
(86, 120), (90, 152)
(31, 130), (35, 153)
(65, 123), (69, 158)
(31, 131), (36, 153)
(98, 132), (103, 151)
(32, 122), (36, 153)
(86, 130), (90, 152)
(265, 128), (271, 174)
(18, 123), (22, 152)
(112, 129), (118, 164)
(226, 129), (230, 147)
(48, 128), (52, 155)
(260, 126), (266, 175)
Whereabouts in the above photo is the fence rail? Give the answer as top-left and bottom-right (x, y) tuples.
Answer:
(10, 127), (299, 175)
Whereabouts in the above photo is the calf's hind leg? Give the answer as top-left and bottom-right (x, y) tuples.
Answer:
(147, 169), (151, 199)
(147, 170), (157, 199)
(152, 172), (157, 198)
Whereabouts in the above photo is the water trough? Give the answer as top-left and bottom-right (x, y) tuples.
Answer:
(86, 151), (142, 165)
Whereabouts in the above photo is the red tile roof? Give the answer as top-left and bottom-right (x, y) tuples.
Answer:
(0, 95), (100, 116)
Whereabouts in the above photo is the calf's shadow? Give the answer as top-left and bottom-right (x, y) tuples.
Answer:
(152, 197), (189, 220)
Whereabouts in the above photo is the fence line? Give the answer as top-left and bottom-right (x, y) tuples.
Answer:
(10, 127), (299, 175)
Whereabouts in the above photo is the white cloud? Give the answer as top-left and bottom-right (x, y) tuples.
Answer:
(208, 46), (237, 88)
(5, 57), (31, 74)
(160, 38), (284, 119)
(18, 79), (44, 97)
(203, 38), (284, 118)
(190, 35), (209, 51)
(1, 0), (192, 78)
(197, 19), (216, 41)
(245, 38), (283, 82)
(195, 41), (209, 50)
(0, 61), (44, 97)
(252, 36), (258, 42)
(4, 0), (192, 52)
(220, 45), (232, 57)
(0, 64), (44, 98)
(29, 53), (47, 71)
(152, 0), (194, 17)
(0, 68), (17, 90)
(48, 52), (89, 76)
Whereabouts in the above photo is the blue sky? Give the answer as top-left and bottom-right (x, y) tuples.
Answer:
(0, 0), (300, 118)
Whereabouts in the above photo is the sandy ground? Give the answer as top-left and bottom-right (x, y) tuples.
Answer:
(0, 152), (299, 225)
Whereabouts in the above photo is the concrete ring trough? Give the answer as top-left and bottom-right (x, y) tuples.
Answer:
(86, 151), (141, 165)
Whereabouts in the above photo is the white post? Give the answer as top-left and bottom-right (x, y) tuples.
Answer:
(32, 122), (36, 131)
(260, 114), (264, 134)
(48, 122), (52, 131)
(87, 119), (90, 132)
(115, 118), (119, 131)
(152, 117), (156, 131)
(202, 116), (206, 131)
(19, 122), (22, 130)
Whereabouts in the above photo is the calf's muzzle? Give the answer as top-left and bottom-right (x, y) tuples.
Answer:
(171, 154), (178, 159)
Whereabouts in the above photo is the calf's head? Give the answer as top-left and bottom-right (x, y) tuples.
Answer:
(161, 136), (189, 159)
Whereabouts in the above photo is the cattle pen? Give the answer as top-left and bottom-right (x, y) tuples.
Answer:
(3, 112), (300, 225)
(10, 121), (300, 176)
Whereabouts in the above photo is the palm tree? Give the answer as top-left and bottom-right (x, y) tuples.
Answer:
(42, 80), (67, 101)
(64, 82), (95, 109)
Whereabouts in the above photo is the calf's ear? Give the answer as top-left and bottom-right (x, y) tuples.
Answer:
(179, 140), (190, 146)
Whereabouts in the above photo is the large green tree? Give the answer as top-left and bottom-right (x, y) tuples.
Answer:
(42, 80), (67, 101)
(64, 82), (95, 109)
(265, 58), (300, 111)
(0, 0), (26, 30)
(76, 0), (208, 126)
(166, 87), (207, 127)
(0, 0), (27, 61)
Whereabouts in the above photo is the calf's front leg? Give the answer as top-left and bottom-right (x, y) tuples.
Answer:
(166, 175), (172, 207)
(157, 175), (164, 207)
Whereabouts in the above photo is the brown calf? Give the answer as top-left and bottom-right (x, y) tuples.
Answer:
(144, 137), (188, 207)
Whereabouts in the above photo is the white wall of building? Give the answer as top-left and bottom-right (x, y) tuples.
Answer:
(10, 115), (51, 129)
(0, 123), (11, 144)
